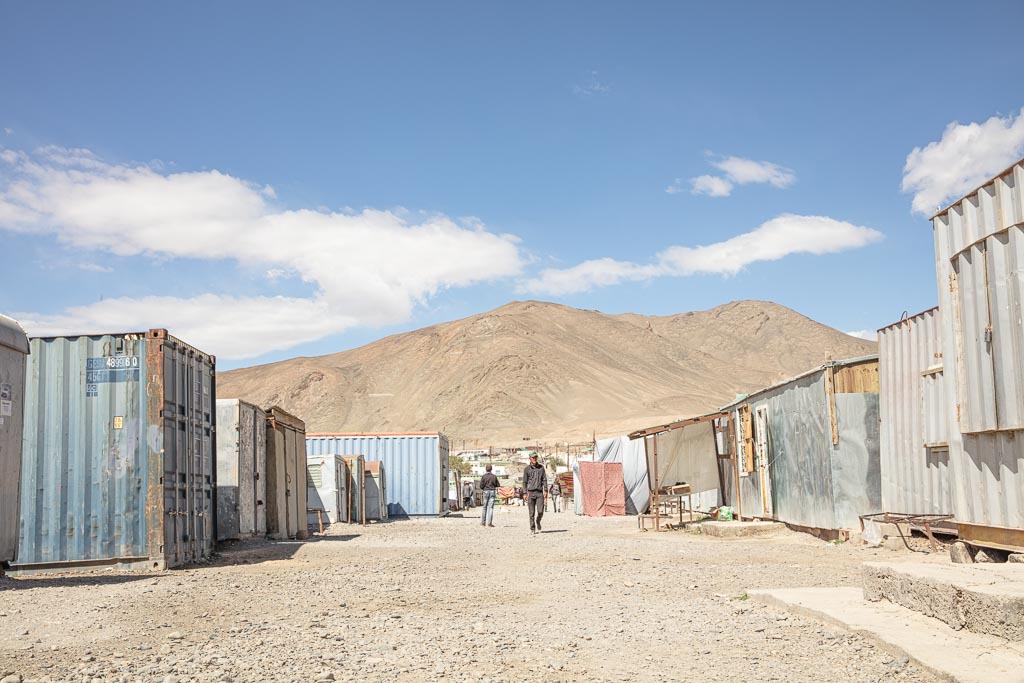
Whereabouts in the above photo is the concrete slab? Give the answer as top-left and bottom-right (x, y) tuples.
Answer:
(699, 521), (785, 538)
(862, 562), (1024, 641)
(749, 587), (1024, 683)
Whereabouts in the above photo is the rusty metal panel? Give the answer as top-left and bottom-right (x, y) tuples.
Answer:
(933, 160), (1024, 534)
(216, 399), (266, 540)
(265, 407), (307, 539)
(878, 309), (953, 516)
(306, 433), (450, 516)
(16, 330), (214, 571)
(0, 314), (28, 565)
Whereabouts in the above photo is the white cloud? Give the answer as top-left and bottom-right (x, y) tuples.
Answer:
(680, 154), (795, 198)
(0, 146), (525, 359)
(17, 295), (350, 360)
(902, 108), (1024, 215)
(3, 128), (11, 136)
(78, 262), (113, 273)
(520, 214), (883, 296)
(688, 175), (734, 197)
(845, 330), (877, 341)
(517, 258), (661, 297)
(573, 71), (611, 96)
(713, 156), (795, 188)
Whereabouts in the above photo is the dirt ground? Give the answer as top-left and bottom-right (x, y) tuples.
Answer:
(0, 505), (944, 683)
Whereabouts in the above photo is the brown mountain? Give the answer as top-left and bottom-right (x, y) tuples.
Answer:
(216, 300), (875, 446)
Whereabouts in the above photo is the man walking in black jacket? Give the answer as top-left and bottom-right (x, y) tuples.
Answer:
(522, 453), (547, 533)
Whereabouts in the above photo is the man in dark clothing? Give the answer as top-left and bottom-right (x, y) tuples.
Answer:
(479, 465), (500, 527)
(522, 454), (547, 533)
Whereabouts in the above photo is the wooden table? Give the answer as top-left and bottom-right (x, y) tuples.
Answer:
(638, 484), (693, 530)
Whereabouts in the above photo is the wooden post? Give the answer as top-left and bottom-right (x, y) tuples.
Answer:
(727, 413), (742, 520)
(652, 434), (660, 531)
(825, 366), (839, 446)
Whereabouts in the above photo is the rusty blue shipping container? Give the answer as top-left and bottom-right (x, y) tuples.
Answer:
(17, 329), (215, 572)
(305, 433), (449, 517)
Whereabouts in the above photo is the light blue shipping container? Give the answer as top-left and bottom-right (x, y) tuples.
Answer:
(305, 433), (449, 517)
(17, 329), (215, 572)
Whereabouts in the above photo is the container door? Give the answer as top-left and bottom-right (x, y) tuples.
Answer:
(214, 402), (241, 541)
(283, 428), (294, 536)
(291, 427), (308, 538)
(161, 339), (214, 567)
(237, 404), (255, 536)
(255, 414), (267, 535)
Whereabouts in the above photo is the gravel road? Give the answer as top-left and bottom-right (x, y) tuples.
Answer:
(0, 505), (941, 682)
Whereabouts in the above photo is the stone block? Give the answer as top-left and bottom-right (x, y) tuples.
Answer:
(862, 562), (1024, 640)
(949, 541), (976, 564)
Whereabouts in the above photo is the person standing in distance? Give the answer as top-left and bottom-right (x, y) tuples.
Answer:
(548, 479), (562, 513)
(479, 465), (500, 527)
(522, 454), (547, 533)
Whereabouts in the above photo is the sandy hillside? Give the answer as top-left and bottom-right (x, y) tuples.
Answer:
(217, 300), (875, 445)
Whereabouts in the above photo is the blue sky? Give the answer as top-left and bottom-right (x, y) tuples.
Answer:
(2, 2), (1024, 370)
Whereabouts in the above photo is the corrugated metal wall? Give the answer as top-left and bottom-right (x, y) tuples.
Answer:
(934, 161), (1024, 532)
(18, 331), (214, 570)
(0, 314), (28, 564)
(878, 309), (953, 515)
(306, 434), (448, 516)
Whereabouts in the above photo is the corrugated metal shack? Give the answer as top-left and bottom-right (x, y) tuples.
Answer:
(215, 399), (267, 540)
(0, 314), (29, 567)
(17, 329), (215, 572)
(265, 407), (308, 540)
(926, 159), (1024, 551)
(715, 356), (882, 536)
(878, 308), (953, 519)
(306, 433), (450, 517)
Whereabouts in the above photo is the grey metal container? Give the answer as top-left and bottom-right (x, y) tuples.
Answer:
(265, 407), (308, 540)
(306, 454), (349, 525)
(878, 308), (952, 516)
(17, 329), (215, 572)
(0, 314), (29, 566)
(931, 159), (1024, 549)
(216, 399), (267, 540)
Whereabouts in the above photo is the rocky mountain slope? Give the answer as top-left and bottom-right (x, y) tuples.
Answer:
(217, 300), (876, 445)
